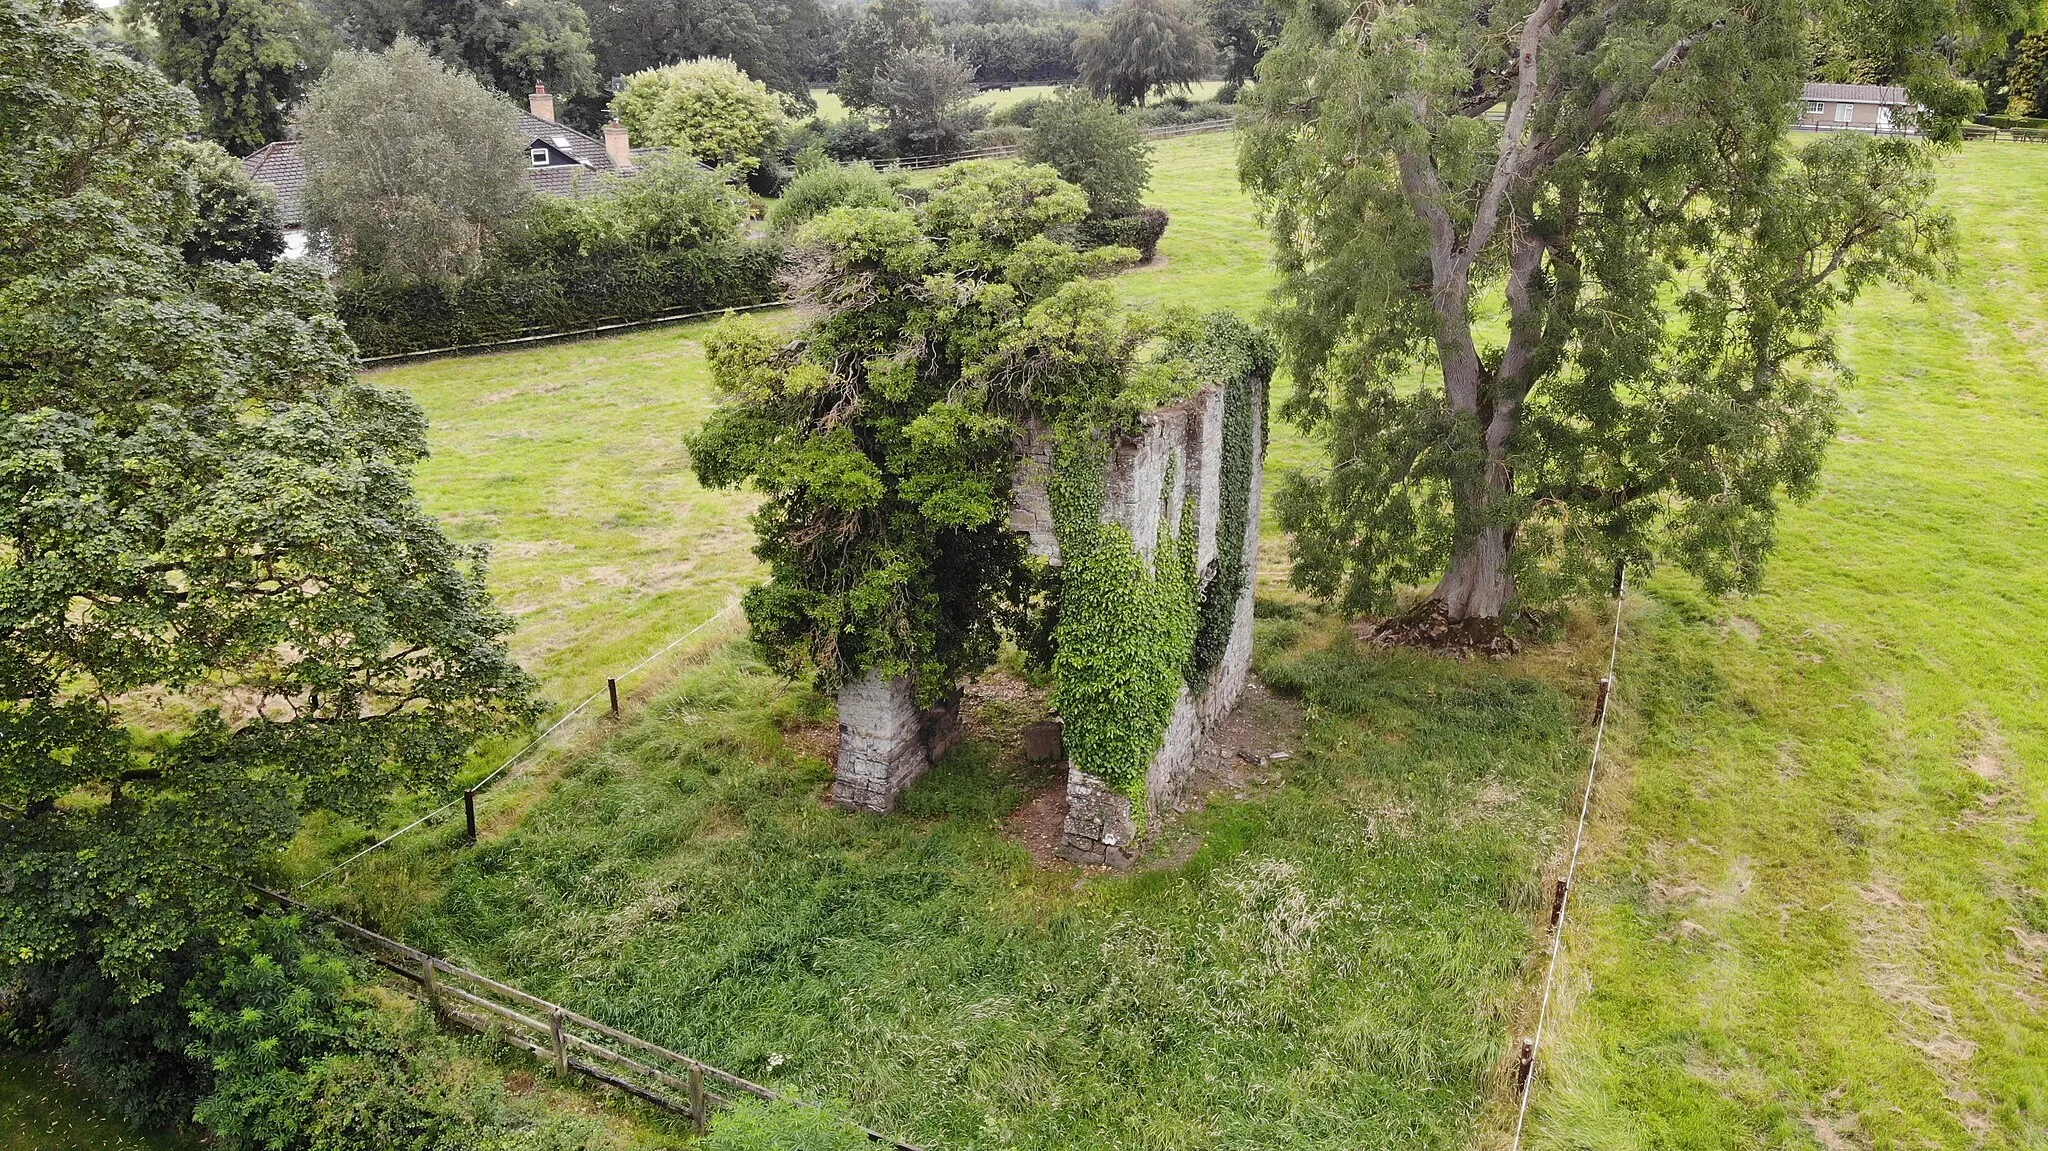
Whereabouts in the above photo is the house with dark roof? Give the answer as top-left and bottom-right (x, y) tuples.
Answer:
(245, 84), (694, 258)
(1798, 82), (1916, 133)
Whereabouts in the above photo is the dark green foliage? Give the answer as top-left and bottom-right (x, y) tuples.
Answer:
(139, 0), (317, 153)
(1075, 0), (1215, 107)
(2005, 32), (2048, 115)
(314, 0), (599, 98)
(834, 0), (939, 109)
(337, 240), (780, 355)
(1185, 313), (1275, 678)
(1072, 205), (1168, 259)
(873, 45), (987, 155)
(1, 0), (536, 992)
(940, 17), (1079, 84)
(1202, 0), (1277, 87)
(1243, 0), (1976, 621)
(298, 37), (530, 280)
(42, 952), (210, 1128)
(1019, 89), (1152, 215)
(688, 163), (1123, 699)
(175, 139), (285, 267)
(766, 164), (898, 233)
(1122, 97), (1231, 125)
(573, 0), (836, 106)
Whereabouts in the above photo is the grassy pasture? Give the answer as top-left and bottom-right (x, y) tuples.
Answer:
(1534, 143), (2048, 1150)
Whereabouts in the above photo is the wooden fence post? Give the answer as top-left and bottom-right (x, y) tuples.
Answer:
(463, 788), (477, 842)
(550, 1008), (569, 1077)
(421, 957), (441, 1015)
(689, 1065), (707, 1133)
(608, 677), (620, 717)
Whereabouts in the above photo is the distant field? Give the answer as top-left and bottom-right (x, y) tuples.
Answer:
(804, 80), (1224, 123)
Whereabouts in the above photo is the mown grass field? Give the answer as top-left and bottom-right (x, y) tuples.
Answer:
(1535, 143), (2048, 1149)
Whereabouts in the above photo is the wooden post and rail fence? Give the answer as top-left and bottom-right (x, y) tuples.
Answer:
(254, 887), (924, 1150)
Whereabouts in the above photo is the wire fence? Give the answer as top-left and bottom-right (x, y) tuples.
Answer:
(1508, 568), (1629, 1150)
(295, 601), (740, 892)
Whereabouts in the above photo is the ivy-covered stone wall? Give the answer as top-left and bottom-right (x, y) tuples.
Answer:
(1038, 355), (1268, 867)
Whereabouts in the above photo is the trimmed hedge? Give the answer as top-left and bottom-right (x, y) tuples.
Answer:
(1075, 207), (1169, 261)
(1979, 113), (2048, 129)
(337, 241), (782, 356)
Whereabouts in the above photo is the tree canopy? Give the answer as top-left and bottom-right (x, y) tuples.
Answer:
(834, 0), (940, 109)
(137, 0), (321, 153)
(873, 45), (985, 155)
(174, 139), (286, 267)
(0, 0), (534, 992)
(1020, 88), (1152, 215)
(298, 36), (530, 279)
(1075, 0), (1215, 106)
(612, 56), (787, 174)
(1240, 0), (2003, 637)
(313, 0), (599, 98)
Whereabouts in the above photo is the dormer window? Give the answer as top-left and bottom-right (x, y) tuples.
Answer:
(530, 146), (549, 167)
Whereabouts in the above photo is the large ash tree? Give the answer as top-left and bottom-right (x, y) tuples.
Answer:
(0, 0), (535, 992)
(1241, 0), (2015, 639)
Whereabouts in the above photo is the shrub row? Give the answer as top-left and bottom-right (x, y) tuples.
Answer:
(337, 242), (782, 356)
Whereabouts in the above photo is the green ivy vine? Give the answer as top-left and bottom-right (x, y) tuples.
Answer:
(1047, 443), (1200, 814)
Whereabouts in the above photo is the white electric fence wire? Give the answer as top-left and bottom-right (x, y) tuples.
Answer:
(295, 601), (738, 892)
(1508, 572), (1627, 1151)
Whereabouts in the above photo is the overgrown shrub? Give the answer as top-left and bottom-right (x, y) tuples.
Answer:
(767, 164), (898, 232)
(42, 952), (211, 1128)
(819, 116), (887, 161)
(1074, 207), (1169, 260)
(1125, 99), (1234, 127)
(1021, 89), (1152, 215)
(703, 1099), (873, 1150)
(338, 241), (782, 355)
(971, 124), (1032, 149)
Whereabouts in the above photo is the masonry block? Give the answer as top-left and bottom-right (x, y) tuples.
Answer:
(831, 672), (961, 813)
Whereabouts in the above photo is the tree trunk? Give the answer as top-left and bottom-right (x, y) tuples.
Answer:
(1431, 452), (1517, 622)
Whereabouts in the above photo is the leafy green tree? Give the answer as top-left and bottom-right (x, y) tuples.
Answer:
(1020, 89), (1151, 215)
(1075, 0), (1215, 107)
(0, 0), (535, 993)
(612, 56), (787, 174)
(873, 45), (985, 155)
(175, 139), (285, 267)
(1201, 0), (1275, 91)
(314, 0), (598, 98)
(298, 36), (530, 279)
(687, 162), (1141, 697)
(2004, 32), (2048, 115)
(575, 0), (836, 108)
(834, 0), (939, 109)
(138, 0), (320, 153)
(1241, 0), (2003, 637)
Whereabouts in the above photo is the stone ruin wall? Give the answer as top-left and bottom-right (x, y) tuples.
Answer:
(831, 374), (1264, 863)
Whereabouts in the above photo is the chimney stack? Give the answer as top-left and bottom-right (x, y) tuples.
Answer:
(528, 82), (555, 123)
(603, 119), (632, 169)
